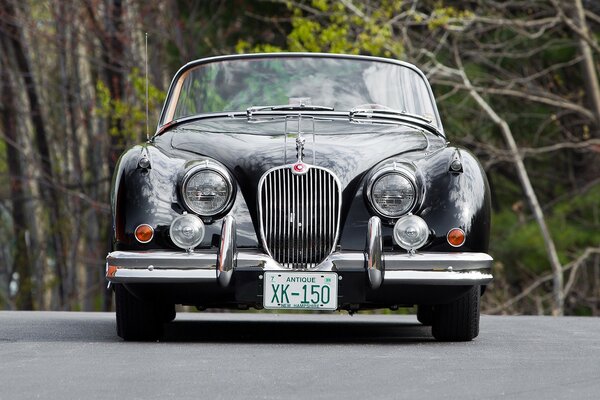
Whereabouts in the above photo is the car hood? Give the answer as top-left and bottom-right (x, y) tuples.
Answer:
(159, 117), (441, 189)
(151, 117), (448, 248)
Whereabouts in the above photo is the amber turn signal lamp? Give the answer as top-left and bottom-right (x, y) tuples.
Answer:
(107, 265), (118, 277)
(135, 224), (154, 243)
(447, 228), (465, 247)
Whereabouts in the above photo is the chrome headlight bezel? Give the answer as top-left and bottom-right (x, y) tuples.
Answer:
(366, 164), (419, 219)
(180, 162), (235, 218)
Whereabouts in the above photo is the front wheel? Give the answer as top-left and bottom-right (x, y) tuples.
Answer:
(431, 285), (480, 341)
(115, 284), (165, 341)
(416, 305), (433, 326)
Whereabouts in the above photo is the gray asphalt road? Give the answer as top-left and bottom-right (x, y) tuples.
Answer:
(0, 312), (598, 400)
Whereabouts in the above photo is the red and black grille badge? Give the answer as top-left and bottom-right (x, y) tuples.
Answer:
(292, 162), (309, 174)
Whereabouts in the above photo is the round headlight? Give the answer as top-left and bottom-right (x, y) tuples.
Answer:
(170, 214), (205, 249)
(393, 215), (429, 252)
(181, 164), (234, 217)
(368, 169), (417, 218)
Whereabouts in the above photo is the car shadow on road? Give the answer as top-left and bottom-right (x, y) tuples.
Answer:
(161, 319), (435, 344)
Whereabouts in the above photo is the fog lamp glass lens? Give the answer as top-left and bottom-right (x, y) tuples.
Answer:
(184, 170), (231, 216)
(371, 173), (415, 217)
(170, 214), (205, 249)
(393, 215), (429, 251)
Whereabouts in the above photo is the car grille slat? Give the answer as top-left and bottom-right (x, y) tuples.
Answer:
(319, 169), (323, 259)
(308, 170), (313, 264)
(259, 165), (341, 269)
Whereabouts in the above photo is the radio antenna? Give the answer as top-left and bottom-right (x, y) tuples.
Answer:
(145, 32), (149, 142)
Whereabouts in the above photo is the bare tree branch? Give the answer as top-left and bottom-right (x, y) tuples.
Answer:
(453, 42), (565, 315)
(488, 248), (600, 314)
(431, 80), (595, 120)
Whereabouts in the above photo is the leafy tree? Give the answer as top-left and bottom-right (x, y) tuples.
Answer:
(241, 0), (600, 315)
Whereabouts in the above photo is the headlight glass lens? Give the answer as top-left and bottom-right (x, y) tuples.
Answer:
(371, 172), (416, 217)
(393, 215), (429, 251)
(183, 169), (232, 216)
(170, 214), (205, 249)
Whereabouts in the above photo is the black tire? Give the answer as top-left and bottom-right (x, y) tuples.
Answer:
(432, 285), (480, 341)
(162, 304), (176, 323)
(115, 284), (164, 341)
(416, 305), (433, 326)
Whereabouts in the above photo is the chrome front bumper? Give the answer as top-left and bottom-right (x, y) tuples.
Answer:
(106, 249), (493, 285)
(107, 216), (493, 287)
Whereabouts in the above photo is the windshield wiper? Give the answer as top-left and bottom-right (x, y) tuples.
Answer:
(349, 107), (443, 137)
(246, 104), (334, 117)
(349, 107), (433, 124)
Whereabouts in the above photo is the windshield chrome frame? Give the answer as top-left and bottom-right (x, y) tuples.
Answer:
(156, 53), (445, 138)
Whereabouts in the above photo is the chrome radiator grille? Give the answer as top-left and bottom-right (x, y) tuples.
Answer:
(258, 165), (341, 269)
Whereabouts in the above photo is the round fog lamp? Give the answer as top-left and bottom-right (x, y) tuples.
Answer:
(393, 215), (429, 252)
(170, 214), (205, 250)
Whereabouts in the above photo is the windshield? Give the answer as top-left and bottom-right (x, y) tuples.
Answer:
(161, 56), (441, 129)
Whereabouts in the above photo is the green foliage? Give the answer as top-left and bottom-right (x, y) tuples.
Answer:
(177, 65), (228, 115)
(235, 41), (283, 54)
(541, 41), (577, 64)
(427, 3), (474, 31)
(491, 210), (549, 275)
(165, 1), (289, 68)
(237, 0), (403, 57)
(95, 68), (165, 142)
(244, 0), (600, 315)
(491, 184), (600, 277)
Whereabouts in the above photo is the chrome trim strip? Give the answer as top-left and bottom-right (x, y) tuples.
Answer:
(109, 269), (216, 283)
(107, 250), (492, 270)
(106, 250), (284, 270)
(383, 252), (493, 270)
(107, 250), (492, 285)
(156, 112), (443, 138)
(366, 216), (384, 289)
(383, 270), (493, 285)
(313, 252), (365, 271)
(216, 216), (236, 287)
(107, 266), (491, 285)
(107, 250), (218, 268)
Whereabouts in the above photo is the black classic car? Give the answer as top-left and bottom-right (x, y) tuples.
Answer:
(107, 53), (493, 341)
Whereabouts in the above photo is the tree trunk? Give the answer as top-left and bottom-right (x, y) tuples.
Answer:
(0, 36), (33, 310)
(104, 0), (126, 170)
(55, 0), (83, 310)
(1, 0), (67, 309)
(102, 0), (126, 311)
(456, 60), (565, 316)
(573, 0), (600, 133)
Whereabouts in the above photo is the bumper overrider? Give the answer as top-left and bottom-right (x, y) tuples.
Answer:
(107, 216), (493, 289)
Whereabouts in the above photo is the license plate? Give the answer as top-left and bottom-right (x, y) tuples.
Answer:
(263, 272), (338, 310)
